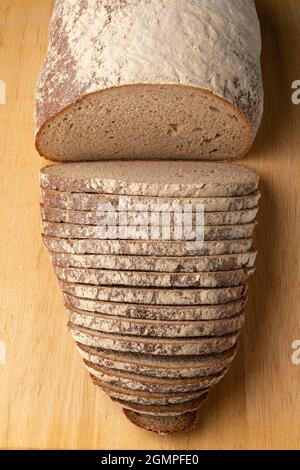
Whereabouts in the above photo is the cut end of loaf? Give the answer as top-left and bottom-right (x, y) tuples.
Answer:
(36, 85), (253, 162)
(123, 409), (199, 435)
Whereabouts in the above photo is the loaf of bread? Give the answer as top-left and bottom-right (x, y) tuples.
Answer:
(36, 0), (263, 161)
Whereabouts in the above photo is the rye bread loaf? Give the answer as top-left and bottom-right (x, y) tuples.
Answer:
(40, 188), (260, 214)
(52, 251), (256, 273)
(41, 204), (258, 227)
(36, 1), (263, 162)
(85, 360), (225, 393)
(42, 235), (253, 257)
(40, 162), (260, 198)
(76, 344), (237, 379)
(91, 375), (208, 405)
(114, 395), (209, 417)
(123, 410), (198, 434)
(43, 220), (256, 241)
(60, 281), (247, 306)
(64, 293), (246, 321)
(67, 306), (245, 338)
(69, 323), (240, 356)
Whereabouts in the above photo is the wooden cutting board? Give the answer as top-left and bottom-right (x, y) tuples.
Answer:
(0, 0), (299, 450)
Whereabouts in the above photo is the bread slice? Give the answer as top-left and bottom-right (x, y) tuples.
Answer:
(51, 251), (257, 274)
(51, 251), (256, 273)
(41, 204), (258, 227)
(114, 395), (209, 417)
(60, 281), (247, 306)
(123, 409), (198, 434)
(40, 162), (260, 198)
(40, 188), (260, 214)
(43, 220), (256, 241)
(76, 343), (237, 379)
(36, 1), (262, 161)
(42, 235), (253, 257)
(69, 323), (240, 356)
(66, 306), (245, 337)
(64, 293), (246, 321)
(91, 375), (208, 405)
(55, 265), (254, 288)
(85, 360), (225, 394)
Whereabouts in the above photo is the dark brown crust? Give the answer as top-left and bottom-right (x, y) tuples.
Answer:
(123, 409), (199, 434)
(35, 84), (253, 162)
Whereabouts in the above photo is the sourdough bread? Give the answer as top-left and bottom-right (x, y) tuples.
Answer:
(66, 307), (245, 338)
(69, 323), (240, 356)
(36, 1), (263, 161)
(76, 344), (237, 379)
(60, 281), (247, 305)
(40, 162), (260, 198)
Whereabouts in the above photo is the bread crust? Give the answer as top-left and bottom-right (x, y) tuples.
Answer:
(36, 0), (263, 161)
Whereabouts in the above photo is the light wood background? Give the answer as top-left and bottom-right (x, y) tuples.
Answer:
(0, 0), (299, 450)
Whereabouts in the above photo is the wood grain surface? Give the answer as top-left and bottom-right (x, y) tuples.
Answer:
(0, 0), (299, 450)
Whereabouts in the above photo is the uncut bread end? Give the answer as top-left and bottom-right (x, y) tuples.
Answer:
(35, 0), (263, 162)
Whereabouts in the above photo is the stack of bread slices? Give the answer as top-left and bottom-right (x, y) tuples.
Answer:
(40, 160), (260, 434)
(36, 0), (263, 434)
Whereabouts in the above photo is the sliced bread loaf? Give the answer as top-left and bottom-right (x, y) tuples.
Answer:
(36, 1), (263, 161)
